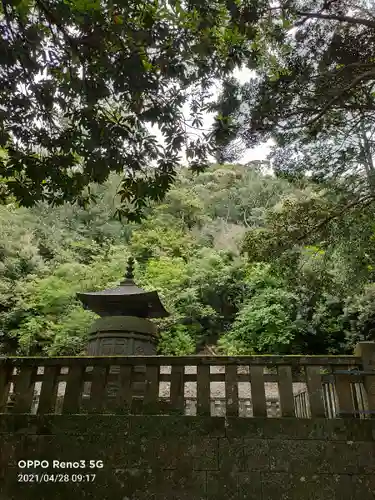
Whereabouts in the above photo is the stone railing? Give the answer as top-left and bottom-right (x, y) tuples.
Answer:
(294, 380), (369, 419)
(1, 342), (375, 418)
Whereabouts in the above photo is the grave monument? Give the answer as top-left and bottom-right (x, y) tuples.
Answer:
(76, 256), (169, 356)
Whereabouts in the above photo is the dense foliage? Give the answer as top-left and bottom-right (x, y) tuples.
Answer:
(3, 0), (374, 219)
(0, 0), (261, 219)
(1, 162), (374, 356)
(214, 0), (375, 159)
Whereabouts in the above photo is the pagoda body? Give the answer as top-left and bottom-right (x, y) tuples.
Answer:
(77, 257), (168, 356)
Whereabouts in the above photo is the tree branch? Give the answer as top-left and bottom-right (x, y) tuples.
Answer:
(296, 194), (375, 243)
(295, 11), (375, 29)
(34, 0), (79, 53)
(359, 115), (375, 191)
(300, 71), (375, 129)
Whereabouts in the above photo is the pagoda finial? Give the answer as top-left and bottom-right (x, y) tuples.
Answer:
(125, 256), (135, 280)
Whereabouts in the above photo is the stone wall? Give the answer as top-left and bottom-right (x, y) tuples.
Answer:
(1, 415), (375, 499)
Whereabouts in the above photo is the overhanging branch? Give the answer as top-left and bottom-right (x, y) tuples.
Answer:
(296, 194), (375, 243)
(301, 71), (375, 129)
(295, 12), (375, 29)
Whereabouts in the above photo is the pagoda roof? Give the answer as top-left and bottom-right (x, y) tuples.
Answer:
(76, 258), (169, 318)
(81, 280), (148, 297)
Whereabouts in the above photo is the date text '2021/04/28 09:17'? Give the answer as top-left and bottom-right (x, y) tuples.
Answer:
(17, 473), (97, 483)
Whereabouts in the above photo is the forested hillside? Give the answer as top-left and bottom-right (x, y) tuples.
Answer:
(1, 161), (374, 357)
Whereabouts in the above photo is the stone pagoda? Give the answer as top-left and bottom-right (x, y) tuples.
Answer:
(76, 257), (169, 356)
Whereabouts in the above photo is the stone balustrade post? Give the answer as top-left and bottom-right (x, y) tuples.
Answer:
(354, 342), (375, 417)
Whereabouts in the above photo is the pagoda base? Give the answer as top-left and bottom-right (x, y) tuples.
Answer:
(86, 316), (157, 356)
(83, 316), (158, 406)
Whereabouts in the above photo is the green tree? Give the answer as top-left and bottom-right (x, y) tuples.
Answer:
(2, 245), (129, 355)
(219, 288), (300, 354)
(138, 249), (250, 354)
(213, 1), (375, 160)
(0, 0), (256, 218)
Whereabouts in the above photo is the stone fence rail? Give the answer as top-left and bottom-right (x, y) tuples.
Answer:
(1, 342), (375, 418)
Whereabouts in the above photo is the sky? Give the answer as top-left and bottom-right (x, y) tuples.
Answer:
(226, 66), (273, 164)
(148, 65), (273, 166)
